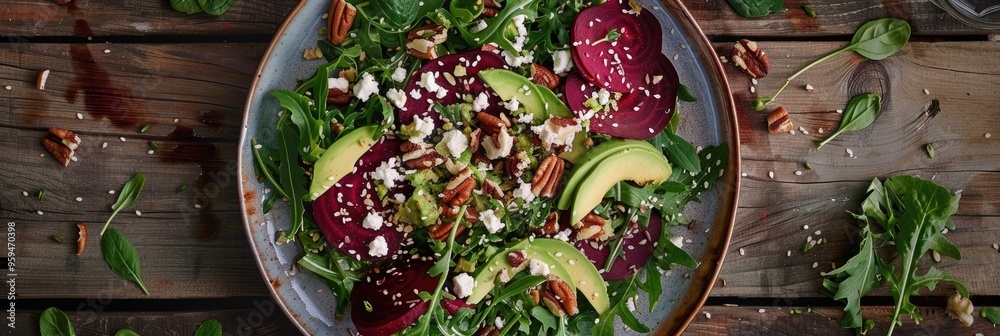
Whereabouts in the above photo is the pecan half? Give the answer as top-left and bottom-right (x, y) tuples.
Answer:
(539, 290), (566, 317)
(574, 213), (608, 241)
(327, 0), (357, 45)
(767, 106), (794, 134)
(442, 205), (478, 223)
(482, 0), (501, 18)
(429, 221), (467, 241)
(502, 149), (527, 179)
(43, 127), (81, 166)
(507, 250), (526, 268)
(535, 212), (560, 236)
(731, 39), (770, 78)
(481, 179), (504, 200)
(530, 63), (559, 90)
(530, 155), (565, 198)
(327, 87), (351, 105)
(468, 128), (483, 153)
(399, 141), (425, 153)
(402, 148), (445, 169)
(76, 223), (87, 255)
(476, 112), (510, 135)
(406, 24), (447, 60)
(441, 167), (475, 207)
(474, 326), (500, 336)
(546, 276), (579, 315)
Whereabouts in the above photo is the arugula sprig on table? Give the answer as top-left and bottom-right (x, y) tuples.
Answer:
(823, 176), (969, 335)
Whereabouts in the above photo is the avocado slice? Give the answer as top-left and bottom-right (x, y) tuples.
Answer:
(308, 125), (379, 200)
(557, 140), (664, 210)
(479, 69), (572, 122)
(568, 148), (672, 224)
(466, 239), (610, 314)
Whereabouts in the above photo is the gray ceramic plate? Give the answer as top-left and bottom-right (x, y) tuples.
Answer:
(237, 1), (740, 334)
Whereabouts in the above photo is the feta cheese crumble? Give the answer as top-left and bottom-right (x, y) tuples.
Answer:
(363, 211), (384, 231)
(372, 158), (403, 188)
(409, 116), (436, 143)
(329, 77), (349, 91)
(452, 273), (475, 298)
(512, 181), (535, 202)
(472, 92), (490, 112)
(480, 209), (505, 233)
(391, 67), (407, 82)
(368, 236), (389, 257)
(441, 129), (469, 157)
(532, 117), (582, 151)
(385, 88), (408, 109)
(551, 49), (574, 74)
(353, 72), (379, 102)
(418, 72), (441, 93)
(529, 259), (550, 276)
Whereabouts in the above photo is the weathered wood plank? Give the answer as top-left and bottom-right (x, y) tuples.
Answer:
(19, 307), (296, 336)
(0, 0), (295, 37)
(684, 305), (999, 335)
(0, 42), (274, 298)
(685, 0), (997, 37)
(709, 41), (1000, 297)
(0, 0), (996, 38)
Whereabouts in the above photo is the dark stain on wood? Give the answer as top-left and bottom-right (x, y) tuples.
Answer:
(925, 99), (940, 119)
(200, 110), (229, 131)
(881, 0), (913, 25)
(66, 19), (147, 130)
(733, 91), (758, 145)
(161, 126), (223, 241)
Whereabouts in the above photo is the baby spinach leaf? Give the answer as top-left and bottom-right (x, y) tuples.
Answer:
(114, 330), (140, 336)
(170, 0), (203, 14)
(39, 307), (75, 336)
(752, 19), (909, 111)
(364, 0), (445, 33)
(677, 84), (697, 102)
(725, 0), (783, 18)
(194, 319), (222, 336)
(102, 228), (150, 295)
(101, 173), (146, 235)
(981, 307), (1000, 325)
(815, 93), (881, 149)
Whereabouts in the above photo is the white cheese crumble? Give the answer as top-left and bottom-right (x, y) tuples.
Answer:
(391, 67), (407, 82)
(480, 209), (505, 234)
(512, 181), (535, 202)
(452, 273), (475, 299)
(409, 116), (436, 142)
(551, 49), (574, 74)
(670, 236), (684, 249)
(504, 97), (520, 112)
(482, 127), (514, 159)
(472, 92), (490, 112)
(385, 88), (407, 109)
(553, 228), (572, 242)
(528, 259), (550, 276)
(368, 236), (388, 257)
(418, 72), (441, 93)
(516, 112), (534, 124)
(441, 130), (469, 157)
(353, 72), (379, 102)
(531, 117), (582, 151)
(372, 157), (403, 188)
(470, 20), (489, 34)
(329, 77), (349, 91)
(363, 212), (384, 231)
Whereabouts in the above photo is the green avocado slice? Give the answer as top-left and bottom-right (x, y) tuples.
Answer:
(308, 125), (379, 200)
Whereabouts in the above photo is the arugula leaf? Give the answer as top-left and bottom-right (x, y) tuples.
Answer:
(725, 0), (783, 18)
(101, 173), (145, 235)
(815, 93), (882, 149)
(449, 0), (485, 25)
(277, 124), (308, 236)
(822, 223), (884, 328)
(272, 90), (324, 162)
(194, 319), (222, 336)
(39, 307), (75, 336)
(591, 274), (650, 336)
(753, 18), (909, 110)
(677, 84), (697, 102)
(401, 206), (467, 336)
(298, 251), (363, 316)
(102, 228), (150, 295)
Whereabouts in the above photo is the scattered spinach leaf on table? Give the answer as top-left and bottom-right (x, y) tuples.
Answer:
(982, 307), (1000, 325)
(726, 0), (783, 18)
(170, 0), (203, 14)
(194, 319), (223, 336)
(815, 93), (882, 149)
(102, 228), (150, 295)
(39, 307), (75, 336)
(753, 18), (909, 110)
(101, 173), (145, 235)
(114, 330), (141, 336)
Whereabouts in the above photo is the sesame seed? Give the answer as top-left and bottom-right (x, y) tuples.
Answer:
(102, 142), (108, 149)
(22, 191), (28, 197)
(787, 250), (792, 257)
(37, 210), (44, 215)
(768, 171), (774, 179)
(147, 150), (154, 155)
(799, 126), (809, 134)
(705, 312), (711, 319)
(789, 130), (796, 135)
(818, 128), (824, 134)
(758, 309), (766, 313)
(4, 86), (10, 90)
(752, 78), (758, 85)
(803, 225), (809, 230)
(109, 190), (116, 194)
(812, 262), (818, 268)
(739, 248), (745, 256)
(750, 86), (755, 93)
(173, 118), (179, 123)
(741, 172), (747, 177)
(194, 204), (202, 209)
(135, 210), (142, 216)
(815, 230), (822, 235)
(795, 170), (802, 176)
(992, 244), (999, 251)
(76, 197), (82, 202)
(836, 109), (843, 114)
(120, 137), (126, 142)
(104, 49), (111, 54)
(846, 148), (854, 157)
(923, 88), (930, 95)
(986, 133), (992, 138)
(76, 113), (83, 119)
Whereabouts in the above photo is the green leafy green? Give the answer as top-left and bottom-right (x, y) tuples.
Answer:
(449, 0), (484, 25)
(197, 0), (234, 16)
(925, 143), (935, 158)
(677, 84), (697, 102)
(400, 206), (467, 336)
(981, 307), (1000, 325)
(815, 93), (881, 149)
(657, 131), (701, 174)
(102, 228), (150, 295)
(297, 251), (363, 316)
(591, 274), (650, 335)
(114, 330), (140, 336)
(725, 0), (783, 18)
(363, 0), (445, 33)
(823, 176), (968, 335)
(170, 0), (203, 14)
(37, 189), (45, 200)
(194, 319), (222, 336)
(277, 124), (307, 236)
(101, 173), (145, 235)
(39, 307), (75, 336)
(803, 5), (816, 17)
(753, 18), (909, 111)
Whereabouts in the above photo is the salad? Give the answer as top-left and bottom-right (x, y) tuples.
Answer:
(250, 0), (729, 335)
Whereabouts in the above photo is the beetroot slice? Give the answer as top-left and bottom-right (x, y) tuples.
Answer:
(565, 58), (678, 140)
(398, 50), (508, 126)
(313, 137), (405, 261)
(571, 0), (664, 93)
(351, 260), (440, 336)
(441, 298), (475, 315)
(576, 213), (664, 281)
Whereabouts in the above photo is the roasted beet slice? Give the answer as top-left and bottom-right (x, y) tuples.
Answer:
(351, 260), (439, 336)
(576, 213), (663, 281)
(565, 62), (677, 140)
(313, 137), (405, 261)
(571, 0), (664, 93)
(398, 50), (508, 126)
(441, 297), (475, 315)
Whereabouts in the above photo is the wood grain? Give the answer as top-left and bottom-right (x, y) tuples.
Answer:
(711, 41), (1000, 298)
(0, 42), (271, 298)
(20, 307), (295, 335)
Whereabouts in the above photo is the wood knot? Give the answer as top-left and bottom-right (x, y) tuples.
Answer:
(847, 60), (893, 112)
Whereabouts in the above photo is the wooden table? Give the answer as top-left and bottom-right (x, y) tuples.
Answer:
(3, 1), (998, 335)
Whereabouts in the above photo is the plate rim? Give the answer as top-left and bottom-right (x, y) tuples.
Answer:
(236, 0), (741, 334)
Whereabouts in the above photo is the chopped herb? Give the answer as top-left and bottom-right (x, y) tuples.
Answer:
(925, 143), (935, 158)
(51, 235), (65, 243)
(176, 184), (187, 192)
(803, 5), (816, 17)
(37, 189), (45, 201)
(139, 124), (150, 133)
(804, 162), (813, 170)
(149, 141), (159, 151)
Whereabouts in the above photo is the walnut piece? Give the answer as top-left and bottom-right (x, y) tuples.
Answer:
(946, 292), (974, 327)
